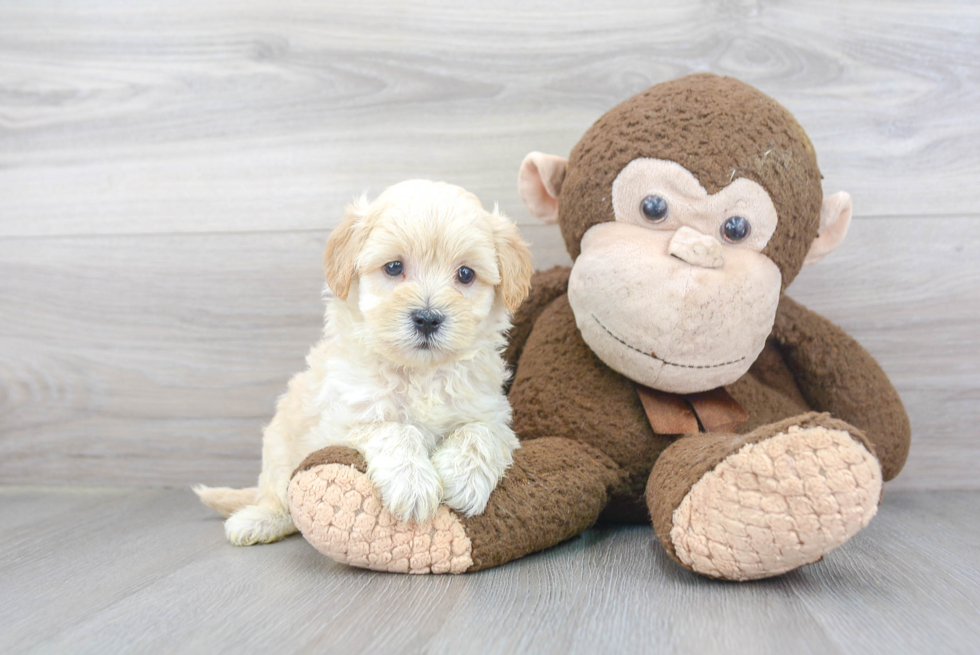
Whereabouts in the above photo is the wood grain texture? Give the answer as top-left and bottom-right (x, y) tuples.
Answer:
(0, 0), (978, 238)
(1, 487), (978, 654)
(0, 0), (978, 489)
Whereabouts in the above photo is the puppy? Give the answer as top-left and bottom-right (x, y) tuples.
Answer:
(195, 180), (533, 546)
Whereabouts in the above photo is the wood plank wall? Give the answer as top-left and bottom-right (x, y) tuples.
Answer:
(1, 0), (977, 489)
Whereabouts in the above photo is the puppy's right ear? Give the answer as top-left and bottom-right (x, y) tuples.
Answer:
(491, 209), (534, 313)
(323, 197), (370, 300)
(518, 152), (567, 225)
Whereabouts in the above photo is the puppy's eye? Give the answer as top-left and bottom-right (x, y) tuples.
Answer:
(383, 261), (403, 277)
(641, 195), (668, 223)
(456, 266), (475, 285)
(721, 216), (751, 243)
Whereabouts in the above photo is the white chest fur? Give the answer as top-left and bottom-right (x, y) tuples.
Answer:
(304, 322), (511, 451)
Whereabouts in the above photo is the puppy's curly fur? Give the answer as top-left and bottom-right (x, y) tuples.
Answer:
(195, 180), (533, 546)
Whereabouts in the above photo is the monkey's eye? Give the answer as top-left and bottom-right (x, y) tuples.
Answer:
(456, 266), (475, 285)
(383, 261), (404, 277)
(721, 216), (751, 243)
(640, 195), (669, 222)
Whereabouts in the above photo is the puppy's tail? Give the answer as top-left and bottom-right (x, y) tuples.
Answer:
(192, 485), (258, 518)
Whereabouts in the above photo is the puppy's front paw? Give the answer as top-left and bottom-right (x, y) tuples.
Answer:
(372, 461), (443, 525)
(432, 449), (498, 518)
(225, 505), (296, 546)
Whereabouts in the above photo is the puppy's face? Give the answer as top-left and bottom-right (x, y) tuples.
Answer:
(323, 180), (533, 368)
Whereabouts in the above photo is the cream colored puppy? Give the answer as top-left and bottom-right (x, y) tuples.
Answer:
(194, 180), (533, 546)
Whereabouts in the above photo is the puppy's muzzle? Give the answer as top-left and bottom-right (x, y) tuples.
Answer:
(411, 308), (444, 339)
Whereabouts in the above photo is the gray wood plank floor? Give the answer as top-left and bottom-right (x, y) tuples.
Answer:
(1, 487), (978, 655)
(2, 0), (978, 236)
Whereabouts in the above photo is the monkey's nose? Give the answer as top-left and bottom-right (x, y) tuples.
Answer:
(668, 226), (724, 269)
(411, 308), (444, 338)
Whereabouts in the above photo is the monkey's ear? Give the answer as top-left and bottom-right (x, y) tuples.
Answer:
(804, 191), (852, 266)
(323, 197), (371, 300)
(518, 152), (568, 224)
(491, 209), (534, 312)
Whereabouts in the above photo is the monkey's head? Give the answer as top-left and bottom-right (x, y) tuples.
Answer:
(519, 74), (852, 394)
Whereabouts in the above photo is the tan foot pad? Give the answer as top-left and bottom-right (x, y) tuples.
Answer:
(670, 426), (883, 581)
(288, 463), (473, 574)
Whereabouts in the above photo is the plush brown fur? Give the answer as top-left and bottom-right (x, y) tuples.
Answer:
(509, 293), (670, 523)
(501, 265), (570, 381)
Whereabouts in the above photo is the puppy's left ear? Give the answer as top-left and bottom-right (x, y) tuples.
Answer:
(323, 197), (370, 300)
(492, 209), (534, 312)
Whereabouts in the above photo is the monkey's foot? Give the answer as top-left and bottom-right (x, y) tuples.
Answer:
(289, 438), (624, 574)
(288, 447), (473, 574)
(649, 413), (883, 581)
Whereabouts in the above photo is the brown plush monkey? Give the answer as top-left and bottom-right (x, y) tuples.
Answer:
(288, 74), (911, 580)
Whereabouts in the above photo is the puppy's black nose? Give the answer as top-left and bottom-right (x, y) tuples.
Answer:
(411, 308), (444, 338)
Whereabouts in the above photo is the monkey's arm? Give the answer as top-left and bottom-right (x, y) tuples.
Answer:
(771, 295), (910, 480)
(503, 266), (571, 373)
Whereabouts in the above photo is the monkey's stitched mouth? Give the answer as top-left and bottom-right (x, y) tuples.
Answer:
(591, 314), (746, 370)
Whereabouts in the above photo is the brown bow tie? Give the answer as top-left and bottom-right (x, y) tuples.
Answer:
(635, 384), (748, 435)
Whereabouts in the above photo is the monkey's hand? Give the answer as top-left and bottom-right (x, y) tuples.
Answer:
(771, 294), (910, 480)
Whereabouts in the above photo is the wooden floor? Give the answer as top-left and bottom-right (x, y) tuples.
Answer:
(1, 487), (978, 654)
